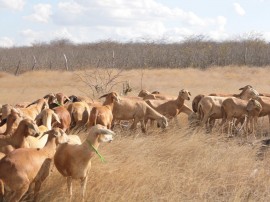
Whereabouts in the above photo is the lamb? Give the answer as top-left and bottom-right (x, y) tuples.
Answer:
(108, 96), (168, 133)
(53, 125), (115, 202)
(88, 92), (120, 129)
(0, 118), (40, 154)
(0, 128), (69, 202)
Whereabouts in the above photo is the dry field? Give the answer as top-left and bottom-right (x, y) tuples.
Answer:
(2, 66), (270, 201)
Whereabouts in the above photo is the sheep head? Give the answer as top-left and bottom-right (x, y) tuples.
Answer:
(179, 89), (191, 101)
(157, 116), (168, 129)
(99, 92), (120, 103)
(247, 99), (262, 112)
(138, 89), (151, 97)
(88, 124), (115, 143)
(42, 128), (69, 144)
(19, 118), (40, 137)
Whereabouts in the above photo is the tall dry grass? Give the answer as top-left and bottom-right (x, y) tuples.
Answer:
(1, 66), (270, 201)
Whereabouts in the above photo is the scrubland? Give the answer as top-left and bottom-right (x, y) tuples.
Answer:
(1, 66), (270, 201)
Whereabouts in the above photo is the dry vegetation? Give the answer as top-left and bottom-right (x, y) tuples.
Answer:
(2, 66), (270, 201)
(1, 36), (270, 74)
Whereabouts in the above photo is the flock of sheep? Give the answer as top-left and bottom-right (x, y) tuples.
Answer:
(0, 85), (269, 201)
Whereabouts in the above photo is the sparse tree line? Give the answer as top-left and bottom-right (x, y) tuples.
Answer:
(1, 35), (270, 74)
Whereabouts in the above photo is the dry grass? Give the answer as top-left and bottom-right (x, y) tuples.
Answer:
(1, 66), (270, 201)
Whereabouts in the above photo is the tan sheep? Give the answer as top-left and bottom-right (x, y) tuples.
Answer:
(67, 101), (91, 129)
(246, 99), (262, 135)
(255, 96), (270, 131)
(198, 86), (259, 131)
(88, 92), (120, 129)
(138, 89), (175, 100)
(0, 108), (24, 137)
(0, 128), (69, 202)
(19, 98), (49, 120)
(54, 125), (115, 202)
(220, 97), (261, 135)
(145, 89), (191, 118)
(108, 96), (168, 133)
(0, 118), (40, 154)
(35, 108), (61, 130)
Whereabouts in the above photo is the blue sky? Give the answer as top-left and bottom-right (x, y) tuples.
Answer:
(0, 0), (270, 47)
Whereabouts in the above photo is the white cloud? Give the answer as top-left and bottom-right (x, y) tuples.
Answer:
(0, 0), (25, 11)
(24, 4), (52, 23)
(233, 3), (246, 16)
(0, 37), (14, 47)
(19, 29), (44, 46)
(50, 0), (227, 42)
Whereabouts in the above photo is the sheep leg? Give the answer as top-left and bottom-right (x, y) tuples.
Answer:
(67, 177), (73, 202)
(80, 176), (88, 202)
(140, 120), (146, 133)
(208, 118), (215, 133)
(130, 118), (139, 131)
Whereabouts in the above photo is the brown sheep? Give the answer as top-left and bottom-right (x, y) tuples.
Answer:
(20, 98), (49, 120)
(145, 89), (191, 119)
(52, 106), (71, 132)
(67, 101), (91, 129)
(109, 96), (168, 133)
(198, 86), (259, 131)
(220, 98), (261, 135)
(0, 128), (69, 202)
(0, 118), (40, 154)
(246, 99), (262, 135)
(0, 108), (24, 137)
(54, 125), (115, 202)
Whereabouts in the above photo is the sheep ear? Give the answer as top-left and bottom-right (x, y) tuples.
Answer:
(99, 93), (108, 99)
